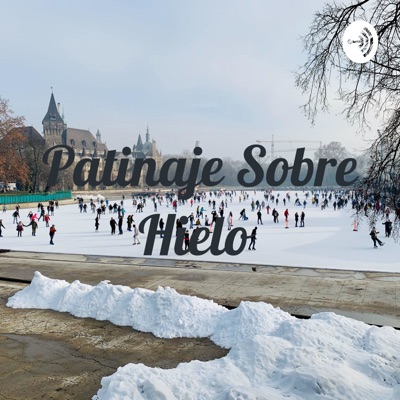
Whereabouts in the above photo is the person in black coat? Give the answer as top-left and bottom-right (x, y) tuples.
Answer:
(159, 218), (165, 238)
(248, 227), (257, 250)
(118, 215), (123, 235)
(12, 210), (19, 224)
(257, 210), (263, 225)
(184, 230), (190, 251)
(110, 217), (117, 235)
(370, 226), (384, 248)
(300, 212), (305, 227)
(24, 219), (38, 236)
(127, 215), (133, 231)
(382, 220), (393, 237)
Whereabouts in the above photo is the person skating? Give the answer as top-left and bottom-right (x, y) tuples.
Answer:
(44, 213), (51, 227)
(0, 219), (5, 237)
(272, 209), (279, 223)
(110, 217), (117, 235)
(132, 224), (140, 245)
(127, 215), (133, 231)
(24, 219), (38, 236)
(248, 227), (257, 250)
(49, 224), (56, 245)
(228, 211), (233, 230)
(300, 212), (305, 227)
(12, 210), (19, 224)
(189, 213), (194, 229)
(370, 227), (384, 248)
(257, 210), (263, 225)
(382, 220), (393, 238)
(295, 212), (299, 227)
(184, 229), (190, 251)
(16, 221), (23, 237)
(118, 215), (123, 235)
(284, 209), (289, 222)
(159, 218), (164, 238)
(95, 216), (100, 232)
(176, 218), (183, 236)
(38, 206), (45, 221)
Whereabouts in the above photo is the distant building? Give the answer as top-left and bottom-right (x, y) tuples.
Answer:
(42, 92), (107, 158)
(42, 92), (162, 191)
(132, 127), (162, 161)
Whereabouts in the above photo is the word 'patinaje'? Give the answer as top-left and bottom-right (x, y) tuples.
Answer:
(43, 144), (358, 200)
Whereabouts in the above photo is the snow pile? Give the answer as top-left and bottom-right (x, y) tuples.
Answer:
(7, 272), (400, 400)
(75, 194), (106, 201)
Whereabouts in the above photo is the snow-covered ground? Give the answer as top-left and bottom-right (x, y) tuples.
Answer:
(7, 272), (400, 400)
(0, 190), (399, 272)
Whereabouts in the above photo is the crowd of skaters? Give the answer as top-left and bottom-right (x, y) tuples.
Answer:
(1, 189), (398, 250)
(0, 200), (58, 244)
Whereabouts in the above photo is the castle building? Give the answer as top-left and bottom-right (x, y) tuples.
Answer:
(42, 92), (162, 191)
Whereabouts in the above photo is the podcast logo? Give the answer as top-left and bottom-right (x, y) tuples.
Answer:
(342, 20), (378, 63)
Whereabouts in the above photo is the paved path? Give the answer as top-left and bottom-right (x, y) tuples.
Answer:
(0, 282), (226, 399)
(1, 250), (399, 328)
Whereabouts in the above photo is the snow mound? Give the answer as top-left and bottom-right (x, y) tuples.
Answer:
(7, 272), (400, 400)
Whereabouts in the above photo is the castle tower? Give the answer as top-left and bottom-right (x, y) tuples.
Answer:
(96, 129), (102, 143)
(136, 133), (143, 151)
(42, 92), (65, 146)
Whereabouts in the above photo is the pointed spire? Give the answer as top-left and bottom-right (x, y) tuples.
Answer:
(136, 134), (143, 151)
(42, 92), (63, 124)
(146, 126), (150, 143)
(96, 129), (102, 143)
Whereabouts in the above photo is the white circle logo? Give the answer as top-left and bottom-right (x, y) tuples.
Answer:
(342, 20), (378, 63)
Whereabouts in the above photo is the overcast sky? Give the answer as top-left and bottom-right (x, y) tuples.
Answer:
(1, 1), (378, 160)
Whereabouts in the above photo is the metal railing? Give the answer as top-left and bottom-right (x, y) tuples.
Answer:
(0, 191), (72, 205)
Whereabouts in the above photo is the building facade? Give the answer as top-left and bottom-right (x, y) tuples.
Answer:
(42, 92), (162, 191)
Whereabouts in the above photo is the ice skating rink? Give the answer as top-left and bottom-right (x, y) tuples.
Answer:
(1, 190), (398, 272)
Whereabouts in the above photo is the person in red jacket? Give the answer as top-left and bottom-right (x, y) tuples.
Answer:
(44, 214), (51, 227)
(49, 225), (56, 245)
(284, 209), (289, 221)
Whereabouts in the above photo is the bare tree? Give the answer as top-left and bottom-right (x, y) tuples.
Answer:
(296, 0), (400, 222)
(314, 141), (351, 161)
(296, 0), (400, 127)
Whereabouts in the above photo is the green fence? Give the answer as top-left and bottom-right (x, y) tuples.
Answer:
(0, 191), (72, 205)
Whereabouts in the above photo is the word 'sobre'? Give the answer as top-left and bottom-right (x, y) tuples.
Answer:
(43, 144), (358, 200)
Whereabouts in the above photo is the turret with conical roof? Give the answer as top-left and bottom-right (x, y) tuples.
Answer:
(136, 134), (143, 151)
(43, 91), (65, 146)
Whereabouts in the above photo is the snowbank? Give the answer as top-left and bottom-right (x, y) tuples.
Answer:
(7, 272), (400, 399)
